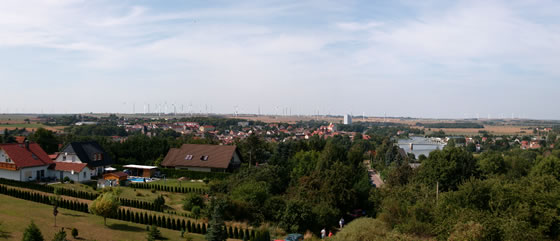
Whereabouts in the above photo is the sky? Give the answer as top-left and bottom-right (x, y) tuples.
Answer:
(1, 0), (559, 119)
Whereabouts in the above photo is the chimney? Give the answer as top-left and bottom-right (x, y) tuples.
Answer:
(24, 139), (29, 150)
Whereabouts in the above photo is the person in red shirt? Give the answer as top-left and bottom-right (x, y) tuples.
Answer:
(328, 231), (333, 237)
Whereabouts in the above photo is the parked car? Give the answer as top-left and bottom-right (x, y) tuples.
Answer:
(284, 234), (303, 241)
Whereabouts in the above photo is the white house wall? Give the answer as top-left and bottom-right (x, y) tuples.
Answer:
(0, 150), (11, 163)
(0, 168), (21, 181)
(177, 167), (212, 172)
(55, 154), (82, 163)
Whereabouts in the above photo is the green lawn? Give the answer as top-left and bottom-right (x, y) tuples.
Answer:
(0, 194), (208, 241)
(51, 182), (196, 216)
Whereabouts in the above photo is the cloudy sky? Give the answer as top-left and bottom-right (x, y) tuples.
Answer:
(1, 0), (559, 119)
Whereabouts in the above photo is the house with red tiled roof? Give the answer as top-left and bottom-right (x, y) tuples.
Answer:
(51, 162), (91, 183)
(0, 141), (53, 181)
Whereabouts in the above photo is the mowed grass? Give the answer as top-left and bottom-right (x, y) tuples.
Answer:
(51, 182), (196, 215)
(0, 194), (208, 241)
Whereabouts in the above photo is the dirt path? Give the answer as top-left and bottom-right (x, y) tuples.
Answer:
(364, 160), (384, 187)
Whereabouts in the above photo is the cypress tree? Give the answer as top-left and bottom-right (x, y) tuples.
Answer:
(187, 220), (192, 232)
(181, 219), (186, 231)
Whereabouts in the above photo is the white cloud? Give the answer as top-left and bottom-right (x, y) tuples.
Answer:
(0, 0), (559, 118)
(336, 21), (384, 31)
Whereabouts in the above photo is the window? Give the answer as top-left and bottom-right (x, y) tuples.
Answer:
(83, 172), (86, 178)
(200, 156), (209, 161)
(62, 156), (66, 161)
(185, 155), (193, 160)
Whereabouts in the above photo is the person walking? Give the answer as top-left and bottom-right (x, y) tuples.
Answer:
(339, 218), (345, 229)
(321, 228), (326, 239)
(328, 231), (333, 237)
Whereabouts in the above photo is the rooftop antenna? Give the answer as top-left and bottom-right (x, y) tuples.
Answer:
(363, 111), (365, 121)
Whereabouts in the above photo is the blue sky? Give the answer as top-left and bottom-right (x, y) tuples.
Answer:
(1, 0), (559, 119)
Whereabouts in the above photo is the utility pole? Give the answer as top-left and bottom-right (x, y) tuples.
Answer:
(436, 181), (439, 205)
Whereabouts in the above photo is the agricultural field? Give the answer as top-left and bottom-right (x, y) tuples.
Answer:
(0, 194), (207, 241)
(428, 125), (530, 136)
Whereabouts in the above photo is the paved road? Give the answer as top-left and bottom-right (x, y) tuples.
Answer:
(364, 160), (384, 187)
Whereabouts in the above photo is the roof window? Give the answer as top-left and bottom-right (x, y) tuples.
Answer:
(185, 155), (193, 160)
(200, 156), (209, 161)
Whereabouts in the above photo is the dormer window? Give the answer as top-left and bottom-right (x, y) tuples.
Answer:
(200, 156), (209, 161)
(93, 153), (103, 161)
(185, 155), (193, 160)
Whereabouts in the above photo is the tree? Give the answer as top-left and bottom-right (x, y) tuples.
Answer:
(51, 228), (67, 241)
(206, 198), (228, 241)
(71, 228), (78, 239)
(477, 152), (506, 177)
(417, 146), (477, 191)
(182, 193), (204, 211)
(29, 128), (59, 154)
(90, 191), (120, 226)
(531, 155), (560, 180)
(146, 225), (161, 241)
(22, 221), (43, 241)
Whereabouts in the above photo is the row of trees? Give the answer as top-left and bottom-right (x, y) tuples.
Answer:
(0, 185), (89, 213)
(0, 179), (164, 213)
(130, 183), (208, 194)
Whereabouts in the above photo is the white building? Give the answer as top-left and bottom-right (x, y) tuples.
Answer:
(52, 162), (91, 183)
(55, 141), (115, 177)
(0, 142), (52, 182)
(344, 114), (352, 125)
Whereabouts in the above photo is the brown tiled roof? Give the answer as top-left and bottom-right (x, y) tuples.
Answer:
(53, 162), (88, 173)
(104, 171), (128, 178)
(161, 144), (238, 169)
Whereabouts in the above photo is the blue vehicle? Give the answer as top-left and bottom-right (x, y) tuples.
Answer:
(285, 234), (303, 241)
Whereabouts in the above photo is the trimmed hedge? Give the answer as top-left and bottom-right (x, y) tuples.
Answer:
(0, 178), (161, 212)
(0, 185), (89, 213)
(158, 168), (230, 179)
(129, 183), (207, 194)
(0, 181), (254, 237)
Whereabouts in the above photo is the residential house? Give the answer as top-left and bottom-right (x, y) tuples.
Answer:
(199, 125), (215, 132)
(52, 162), (91, 183)
(161, 144), (242, 172)
(55, 141), (114, 177)
(0, 141), (53, 181)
